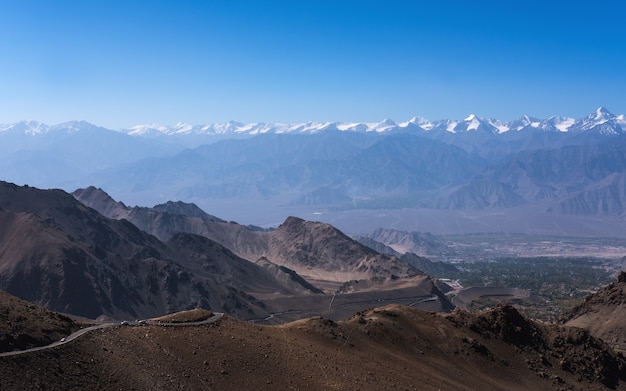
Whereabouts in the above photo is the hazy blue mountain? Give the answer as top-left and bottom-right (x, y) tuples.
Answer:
(2, 108), (626, 235)
(452, 136), (626, 212)
(0, 121), (184, 189)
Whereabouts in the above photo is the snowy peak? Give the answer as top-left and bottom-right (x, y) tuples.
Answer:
(521, 114), (541, 128)
(405, 116), (432, 130)
(0, 120), (49, 135)
(127, 123), (170, 136)
(547, 116), (576, 132)
(49, 120), (104, 133)
(373, 118), (398, 132)
(463, 114), (482, 131)
(504, 114), (564, 133)
(595, 106), (613, 118)
(432, 113), (499, 134)
(573, 107), (623, 134)
(586, 106), (615, 124)
(486, 118), (510, 133)
(0, 120), (105, 135)
(172, 122), (193, 134)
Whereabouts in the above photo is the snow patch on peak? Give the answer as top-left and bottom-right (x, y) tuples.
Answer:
(552, 117), (575, 132)
(335, 122), (368, 132)
(173, 122), (193, 134)
(520, 115), (539, 128)
(406, 116), (433, 130)
(464, 114), (480, 131)
(487, 119), (510, 133)
(592, 107), (613, 122)
(575, 107), (619, 133)
(128, 124), (169, 136)
(374, 119), (397, 132)
(446, 121), (459, 133)
(49, 120), (100, 133)
(0, 120), (49, 135)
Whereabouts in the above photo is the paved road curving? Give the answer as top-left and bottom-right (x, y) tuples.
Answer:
(0, 312), (223, 358)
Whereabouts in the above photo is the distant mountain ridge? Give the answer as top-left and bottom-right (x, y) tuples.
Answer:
(5, 107), (626, 237)
(73, 187), (422, 283)
(2, 107), (625, 138)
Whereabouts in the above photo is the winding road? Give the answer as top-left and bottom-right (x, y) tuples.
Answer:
(0, 312), (223, 358)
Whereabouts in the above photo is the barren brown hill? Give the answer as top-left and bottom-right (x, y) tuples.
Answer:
(259, 216), (421, 283)
(1, 304), (624, 390)
(0, 181), (317, 320)
(0, 289), (79, 353)
(562, 271), (626, 353)
(74, 187), (422, 284)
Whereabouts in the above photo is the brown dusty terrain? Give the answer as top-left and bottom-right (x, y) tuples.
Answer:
(1, 303), (624, 391)
(0, 289), (81, 353)
(149, 308), (214, 323)
(563, 272), (626, 353)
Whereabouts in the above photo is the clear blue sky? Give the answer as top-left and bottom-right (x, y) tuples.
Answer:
(1, 1), (625, 128)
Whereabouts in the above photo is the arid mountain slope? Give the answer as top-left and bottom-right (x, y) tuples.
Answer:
(0, 289), (79, 353)
(165, 232), (321, 298)
(74, 187), (422, 283)
(562, 271), (626, 353)
(0, 304), (623, 390)
(0, 181), (316, 320)
(258, 216), (420, 282)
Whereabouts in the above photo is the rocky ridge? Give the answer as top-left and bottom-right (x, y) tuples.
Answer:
(73, 187), (422, 283)
(0, 181), (318, 320)
(562, 271), (626, 353)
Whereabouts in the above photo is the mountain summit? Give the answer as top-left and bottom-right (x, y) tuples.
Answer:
(573, 106), (623, 134)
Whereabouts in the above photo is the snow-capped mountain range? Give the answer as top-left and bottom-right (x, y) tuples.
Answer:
(5, 107), (626, 238)
(122, 107), (626, 136)
(2, 107), (625, 137)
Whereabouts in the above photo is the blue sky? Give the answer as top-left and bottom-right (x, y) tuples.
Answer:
(1, 1), (625, 128)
